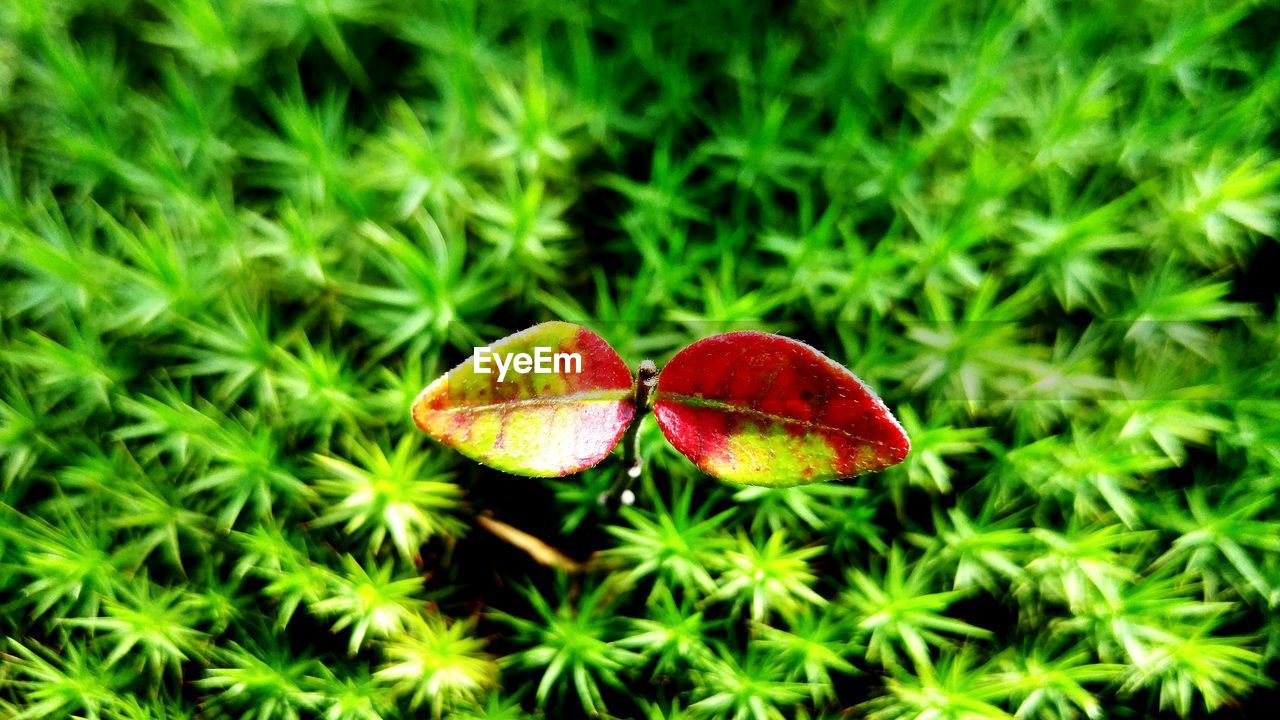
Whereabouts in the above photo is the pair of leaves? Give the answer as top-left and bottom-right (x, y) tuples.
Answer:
(412, 322), (909, 486)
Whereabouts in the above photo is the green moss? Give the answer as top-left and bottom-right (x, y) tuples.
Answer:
(2, 0), (1279, 718)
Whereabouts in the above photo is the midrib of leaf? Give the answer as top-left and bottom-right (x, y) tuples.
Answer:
(656, 391), (891, 447)
(426, 388), (632, 414)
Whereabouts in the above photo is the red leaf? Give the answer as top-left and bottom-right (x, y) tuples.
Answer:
(412, 322), (634, 476)
(652, 331), (909, 485)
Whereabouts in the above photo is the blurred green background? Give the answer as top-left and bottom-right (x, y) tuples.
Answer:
(2, 0), (1279, 718)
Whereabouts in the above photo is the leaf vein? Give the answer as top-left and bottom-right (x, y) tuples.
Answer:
(657, 392), (891, 448)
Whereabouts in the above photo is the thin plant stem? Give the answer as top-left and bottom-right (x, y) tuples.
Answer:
(601, 360), (658, 509)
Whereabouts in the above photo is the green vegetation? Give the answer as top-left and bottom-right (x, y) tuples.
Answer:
(2, 0), (1278, 718)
